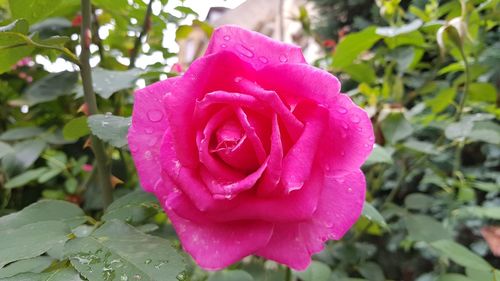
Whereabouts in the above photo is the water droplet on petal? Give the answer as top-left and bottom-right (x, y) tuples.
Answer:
(258, 56), (268, 64)
(356, 126), (363, 132)
(145, 127), (153, 134)
(147, 137), (157, 146)
(340, 150), (345, 156)
(147, 110), (163, 122)
(347, 187), (353, 192)
(368, 136), (375, 142)
(351, 116), (360, 123)
(234, 76), (242, 83)
(337, 107), (348, 114)
(279, 54), (288, 62)
(221, 44), (227, 48)
(223, 35), (230, 41)
(341, 121), (349, 130)
(236, 44), (254, 58)
(340, 130), (347, 139)
(144, 151), (152, 160)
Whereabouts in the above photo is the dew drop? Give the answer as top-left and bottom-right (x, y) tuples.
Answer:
(351, 116), (360, 123)
(121, 274), (129, 281)
(258, 56), (268, 64)
(129, 144), (138, 152)
(340, 130), (347, 139)
(223, 35), (230, 41)
(144, 151), (152, 160)
(341, 121), (349, 130)
(368, 136), (375, 142)
(347, 187), (353, 192)
(236, 44), (254, 58)
(147, 110), (163, 122)
(145, 127), (153, 134)
(340, 150), (345, 156)
(234, 76), (242, 83)
(279, 54), (288, 62)
(145, 259), (152, 265)
(221, 44), (227, 48)
(337, 107), (348, 114)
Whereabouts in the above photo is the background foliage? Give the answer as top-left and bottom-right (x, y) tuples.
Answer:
(0, 0), (499, 280)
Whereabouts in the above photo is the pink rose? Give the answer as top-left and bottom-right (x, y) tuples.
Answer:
(128, 25), (374, 270)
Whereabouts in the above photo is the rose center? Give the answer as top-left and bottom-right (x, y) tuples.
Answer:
(210, 119), (260, 171)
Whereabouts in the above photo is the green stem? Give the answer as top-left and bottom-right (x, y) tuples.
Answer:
(454, 47), (470, 122)
(285, 267), (292, 281)
(129, 0), (154, 68)
(80, 0), (113, 208)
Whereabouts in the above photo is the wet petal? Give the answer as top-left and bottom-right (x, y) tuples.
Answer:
(205, 25), (306, 70)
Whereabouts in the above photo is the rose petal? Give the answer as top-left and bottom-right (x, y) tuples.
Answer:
(128, 77), (179, 192)
(320, 94), (374, 171)
(281, 103), (328, 193)
(205, 25), (306, 70)
(196, 108), (246, 181)
(166, 51), (257, 167)
(237, 77), (303, 140)
(256, 63), (341, 106)
(256, 114), (283, 196)
(256, 169), (366, 270)
(157, 177), (274, 270)
(234, 107), (267, 162)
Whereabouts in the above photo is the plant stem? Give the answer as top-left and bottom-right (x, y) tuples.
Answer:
(285, 267), (292, 281)
(80, 0), (113, 208)
(129, 0), (154, 68)
(455, 47), (470, 122)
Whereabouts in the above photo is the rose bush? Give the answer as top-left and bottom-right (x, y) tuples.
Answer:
(128, 25), (374, 270)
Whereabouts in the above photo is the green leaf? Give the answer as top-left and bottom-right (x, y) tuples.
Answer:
(381, 112), (413, 143)
(436, 274), (475, 281)
(175, 6), (199, 17)
(0, 221), (70, 267)
(4, 167), (49, 189)
(207, 270), (254, 281)
(364, 144), (393, 166)
(0, 126), (44, 141)
(23, 71), (78, 105)
(87, 114), (131, 147)
(0, 268), (84, 281)
(102, 190), (159, 225)
(404, 193), (435, 210)
(469, 121), (500, 145)
(466, 267), (500, 281)
(0, 141), (14, 159)
(343, 63), (376, 84)
(8, 0), (64, 24)
(358, 262), (385, 281)
(0, 20), (34, 74)
(362, 202), (388, 229)
(468, 83), (496, 102)
(88, 67), (141, 99)
(426, 88), (456, 113)
(431, 240), (492, 271)
(1, 139), (47, 175)
(332, 27), (381, 69)
(0, 199), (86, 231)
(405, 215), (451, 243)
(0, 256), (53, 278)
(63, 116), (90, 140)
(390, 46), (415, 72)
(65, 220), (186, 281)
(403, 139), (438, 155)
(376, 20), (423, 37)
(455, 206), (500, 220)
(293, 261), (331, 281)
(445, 119), (473, 140)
